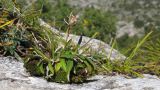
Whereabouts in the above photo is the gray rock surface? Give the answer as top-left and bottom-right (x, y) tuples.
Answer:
(0, 57), (160, 90)
(116, 21), (144, 38)
(40, 19), (126, 60)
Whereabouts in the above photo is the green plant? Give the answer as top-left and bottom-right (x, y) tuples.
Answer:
(0, 0), (41, 56)
(35, 0), (117, 43)
(100, 31), (154, 78)
(127, 31), (153, 60)
(0, 6), (21, 56)
(130, 29), (160, 76)
(24, 26), (99, 83)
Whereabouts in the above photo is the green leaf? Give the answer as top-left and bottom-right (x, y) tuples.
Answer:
(83, 60), (92, 73)
(78, 55), (96, 73)
(60, 59), (67, 72)
(48, 62), (54, 74)
(61, 51), (74, 59)
(66, 60), (73, 82)
(55, 61), (62, 72)
(39, 63), (45, 74)
(64, 39), (72, 48)
(34, 47), (50, 62)
(14, 52), (22, 61)
(85, 57), (96, 71)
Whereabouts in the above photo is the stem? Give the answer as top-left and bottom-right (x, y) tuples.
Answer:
(66, 25), (71, 41)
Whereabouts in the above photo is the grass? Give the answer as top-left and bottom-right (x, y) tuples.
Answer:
(0, 0), (160, 84)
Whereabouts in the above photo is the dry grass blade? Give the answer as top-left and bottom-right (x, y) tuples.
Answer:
(0, 18), (17, 28)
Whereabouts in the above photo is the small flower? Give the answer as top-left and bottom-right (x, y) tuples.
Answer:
(64, 12), (79, 26)
(64, 12), (79, 41)
(69, 14), (78, 25)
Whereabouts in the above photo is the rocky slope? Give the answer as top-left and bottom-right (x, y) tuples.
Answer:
(67, 0), (160, 37)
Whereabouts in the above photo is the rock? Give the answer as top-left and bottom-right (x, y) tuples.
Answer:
(39, 19), (126, 60)
(116, 21), (144, 38)
(0, 57), (160, 90)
